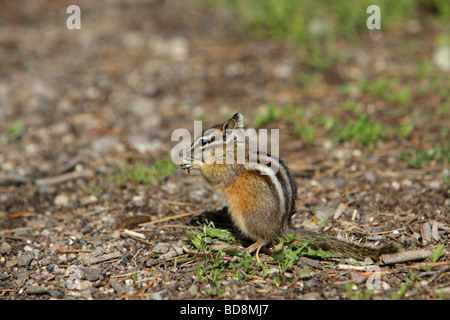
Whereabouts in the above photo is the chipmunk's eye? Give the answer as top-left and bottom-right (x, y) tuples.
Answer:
(199, 136), (215, 146)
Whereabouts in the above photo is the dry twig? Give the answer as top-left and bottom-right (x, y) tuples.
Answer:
(380, 249), (434, 265)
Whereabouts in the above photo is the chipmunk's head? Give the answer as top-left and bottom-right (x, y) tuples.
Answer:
(180, 113), (244, 172)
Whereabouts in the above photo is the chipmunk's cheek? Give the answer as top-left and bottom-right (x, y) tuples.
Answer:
(191, 161), (205, 169)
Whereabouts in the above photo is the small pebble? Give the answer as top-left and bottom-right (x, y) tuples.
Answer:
(48, 289), (64, 299)
(18, 255), (33, 267)
(363, 171), (377, 183)
(391, 181), (401, 191)
(54, 194), (70, 206)
(430, 181), (441, 190)
(26, 286), (47, 294)
(152, 243), (170, 254)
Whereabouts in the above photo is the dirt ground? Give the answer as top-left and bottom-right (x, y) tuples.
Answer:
(0, 1), (449, 301)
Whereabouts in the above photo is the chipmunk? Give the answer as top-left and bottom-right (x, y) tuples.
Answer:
(179, 113), (399, 260)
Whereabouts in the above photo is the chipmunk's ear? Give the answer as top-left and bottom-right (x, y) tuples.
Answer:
(222, 113), (244, 140)
(222, 118), (236, 134)
(231, 113), (244, 129)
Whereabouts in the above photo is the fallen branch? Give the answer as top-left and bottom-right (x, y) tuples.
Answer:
(121, 230), (153, 245)
(35, 169), (94, 187)
(53, 156), (83, 175)
(122, 229), (146, 239)
(135, 273), (159, 295)
(380, 249), (433, 265)
(59, 249), (94, 253)
(138, 210), (203, 226)
(8, 212), (39, 219)
(0, 174), (32, 185)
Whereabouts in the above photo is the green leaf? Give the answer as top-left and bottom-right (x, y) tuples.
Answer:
(224, 247), (244, 257)
(205, 227), (236, 241)
(432, 244), (445, 263)
(7, 119), (24, 142)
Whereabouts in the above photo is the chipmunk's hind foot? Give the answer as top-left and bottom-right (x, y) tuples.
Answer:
(245, 240), (267, 263)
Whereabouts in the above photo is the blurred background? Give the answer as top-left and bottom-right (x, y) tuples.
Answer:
(0, 0), (449, 207)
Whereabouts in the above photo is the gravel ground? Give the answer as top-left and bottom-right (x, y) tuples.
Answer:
(0, 1), (449, 301)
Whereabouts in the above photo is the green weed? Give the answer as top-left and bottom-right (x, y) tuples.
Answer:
(334, 114), (385, 148)
(432, 244), (445, 263)
(391, 84), (411, 107)
(358, 76), (389, 99)
(294, 123), (315, 147)
(116, 158), (176, 185)
(185, 225), (340, 289)
(389, 283), (408, 300)
(6, 119), (24, 142)
(342, 100), (362, 115)
(439, 102), (450, 117)
(396, 123), (414, 139)
(400, 132), (450, 168)
(357, 76), (413, 109)
(255, 102), (390, 148)
(80, 185), (104, 196)
(296, 72), (320, 89)
(254, 102), (280, 128)
(206, 0), (440, 69)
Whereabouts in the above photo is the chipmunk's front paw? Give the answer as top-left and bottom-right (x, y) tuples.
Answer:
(179, 162), (195, 174)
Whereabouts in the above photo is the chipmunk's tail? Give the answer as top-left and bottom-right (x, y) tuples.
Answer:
(293, 228), (401, 261)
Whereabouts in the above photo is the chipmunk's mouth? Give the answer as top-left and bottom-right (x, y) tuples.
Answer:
(178, 157), (201, 174)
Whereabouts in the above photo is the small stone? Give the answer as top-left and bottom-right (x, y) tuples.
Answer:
(363, 171), (377, 183)
(160, 250), (177, 260)
(48, 289), (64, 299)
(90, 246), (104, 258)
(430, 181), (441, 190)
(173, 246), (184, 255)
(152, 243), (170, 254)
(314, 206), (334, 221)
(145, 258), (160, 267)
(331, 148), (352, 161)
(273, 62), (293, 79)
(85, 268), (102, 281)
(80, 195), (98, 206)
(421, 222), (432, 243)
(391, 181), (401, 191)
(6, 258), (17, 268)
(434, 46), (450, 71)
(189, 285), (199, 296)
(54, 194), (70, 206)
(49, 243), (61, 253)
(70, 280), (91, 291)
(108, 279), (125, 296)
(132, 195), (145, 206)
(0, 272), (9, 281)
(127, 135), (162, 154)
(430, 220), (441, 242)
(161, 181), (178, 194)
(401, 179), (413, 188)
(40, 258), (52, 266)
(29, 273), (44, 282)
(18, 254), (33, 267)
(350, 271), (368, 284)
(189, 189), (208, 202)
(0, 241), (11, 254)
(26, 286), (47, 294)
(91, 136), (122, 155)
(165, 37), (189, 61)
